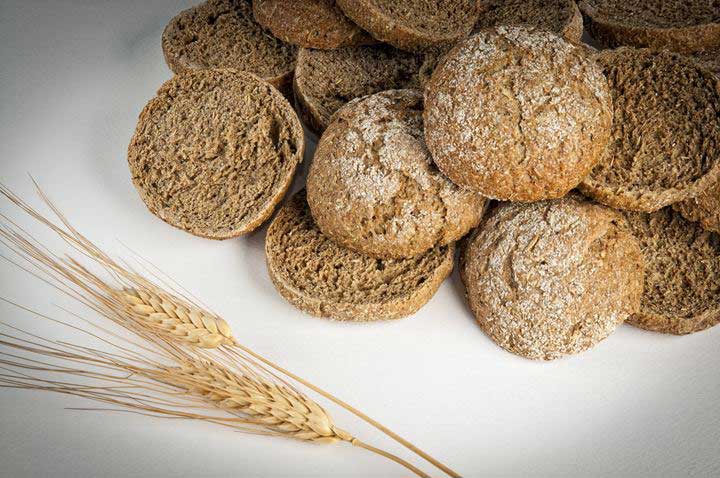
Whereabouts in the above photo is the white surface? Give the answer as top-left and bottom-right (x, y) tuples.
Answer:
(0, 1), (719, 477)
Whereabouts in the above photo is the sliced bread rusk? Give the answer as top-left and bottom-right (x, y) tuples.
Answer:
(424, 27), (612, 201)
(307, 89), (486, 259)
(265, 190), (455, 321)
(253, 0), (374, 49)
(624, 208), (720, 335)
(293, 45), (422, 134)
(579, 48), (720, 212)
(461, 195), (645, 360)
(578, 0), (720, 53)
(127, 69), (304, 240)
(162, 0), (297, 95)
(335, 0), (480, 52)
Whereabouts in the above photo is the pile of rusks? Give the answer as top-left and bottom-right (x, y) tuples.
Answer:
(127, 0), (720, 361)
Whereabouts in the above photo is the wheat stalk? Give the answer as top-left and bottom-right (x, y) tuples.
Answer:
(0, 182), (459, 478)
(155, 360), (352, 443)
(120, 288), (235, 349)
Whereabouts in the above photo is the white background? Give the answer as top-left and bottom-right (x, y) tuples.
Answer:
(0, 1), (718, 477)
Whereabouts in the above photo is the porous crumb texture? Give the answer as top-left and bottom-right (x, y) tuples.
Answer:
(253, 0), (375, 49)
(624, 208), (720, 335)
(579, 48), (720, 212)
(127, 69), (304, 240)
(336, 0), (480, 51)
(424, 27), (612, 201)
(475, 0), (583, 41)
(293, 45), (422, 134)
(461, 196), (645, 360)
(265, 191), (455, 321)
(579, 0), (720, 53)
(307, 90), (486, 259)
(161, 0), (297, 93)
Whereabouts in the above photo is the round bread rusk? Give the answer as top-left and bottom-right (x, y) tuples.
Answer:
(293, 45), (422, 135)
(265, 190), (455, 321)
(578, 0), (720, 53)
(579, 48), (720, 212)
(252, 0), (375, 49)
(127, 69), (304, 240)
(307, 89), (487, 259)
(335, 0), (480, 52)
(475, 0), (584, 42)
(418, 0), (586, 88)
(624, 208), (720, 335)
(461, 196), (645, 361)
(424, 27), (613, 202)
(161, 0), (297, 95)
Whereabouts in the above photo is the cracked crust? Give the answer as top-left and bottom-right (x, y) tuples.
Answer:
(127, 69), (304, 240)
(579, 0), (720, 53)
(461, 196), (645, 360)
(475, 0), (583, 42)
(579, 48), (720, 212)
(293, 45), (422, 135)
(307, 89), (486, 259)
(624, 208), (720, 335)
(161, 0), (297, 95)
(424, 27), (613, 201)
(336, 0), (480, 52)
(253, 0), (375, 49)
(265, 190), (455, 321)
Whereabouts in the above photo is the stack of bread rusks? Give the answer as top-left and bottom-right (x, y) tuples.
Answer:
(127, 0), (720, 360)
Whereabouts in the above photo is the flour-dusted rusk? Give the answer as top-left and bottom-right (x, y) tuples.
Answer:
(418, 0), (584, 87)
(293, 45), (422, 134)
(162, 0), (297, 95)
(253, 0), (374, 49)
(579, 48), (720, 212)
(127, 69), (304, 240)
(265, 191), (455, 321)
(624, 208), (720, 335)
(461, 196), (645, 360)
(307, 89), (486, 259)
(579, 0), (720, 53)
(335, 0), (480, 52)
(424, 27), (612, 201)
(476, 0), (583, 42)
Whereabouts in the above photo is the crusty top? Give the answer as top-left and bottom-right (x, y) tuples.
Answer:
(475, 0), (581, 39)
(462, 196), (644, 360)
(624, 207), (720, 334)
(161, 0), (297, 82)
(336, 0), (480, 51)
(253, 0), (374, 49)
(579, 0), (719, 29)
(580, 48), (720, 212)
(424, 27), (612, 201)
(307, 89), (486, 259)
(127, 69), (303, 239)
(294, 45), (422, 133)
